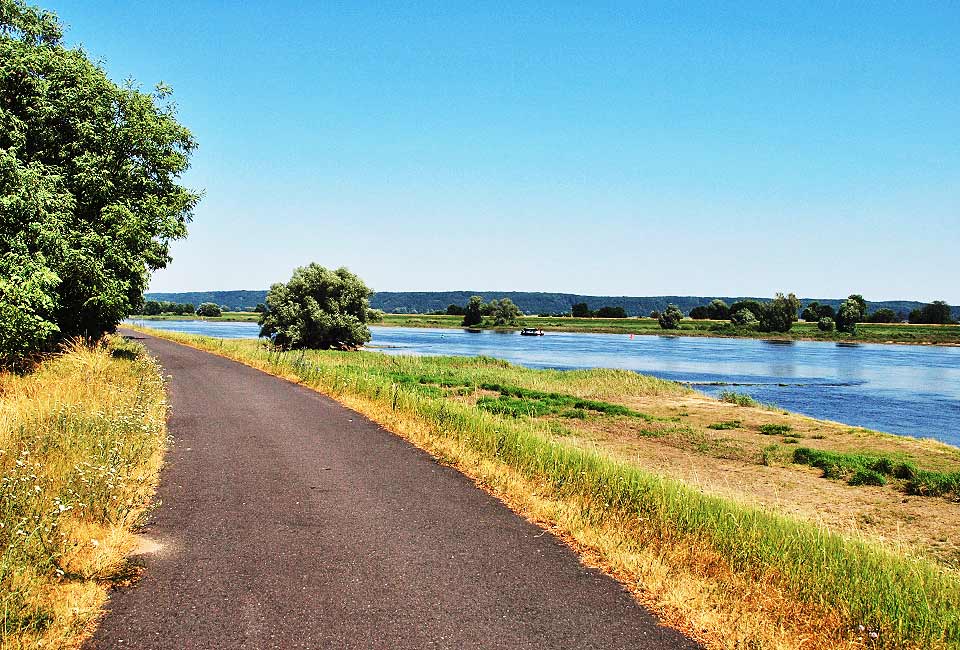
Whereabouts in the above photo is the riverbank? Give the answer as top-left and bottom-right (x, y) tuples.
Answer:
(127, 324), (960, 649)
(380, 313), (960, 346)
(130, 312), (960, 345)
(0, 337), (168, 649)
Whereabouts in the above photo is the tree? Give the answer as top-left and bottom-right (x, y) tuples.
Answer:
(847, 295), (867, 320)
(706, 299), (730, 320)
(758, 293), (799, 333)
(867, 308), (897, 324)
(729, 300), (763, 321)
(445, 303), (465, 316)
(489, 298), (521, 326)
(730, 308), (759, 327)
(254, 303), (267, 313)
(462, 296), (485, 327)
(800, 302), (821, 322)
(689, 306), (710, 320)
(920, 301), (953, 325)
(817, 304), (836, 320)
(908, 308), (923, 324)
(571, 302), (592, 318)
(835, 299), (861, 334)
(818, 317), (835, 332)
(196, 302), (222, 318)
(649, 310), (661, 319)
(142, 301), (162, 315)
(658, 304), (683, 330)
(258, 264), (373, 350)
(595, 306), (627, 318)
(0, 1), (199, 366)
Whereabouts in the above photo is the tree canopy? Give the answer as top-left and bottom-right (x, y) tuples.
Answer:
(258, 264), (373, 350)
(658, 304), (683, 329)
(0, 0), (199, 366)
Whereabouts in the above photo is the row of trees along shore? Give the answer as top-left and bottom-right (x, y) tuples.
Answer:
(657, 295), (956, 334)
(137, 300), (223, 317)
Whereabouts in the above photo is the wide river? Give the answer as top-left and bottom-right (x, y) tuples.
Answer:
(126, 320), (960, 446)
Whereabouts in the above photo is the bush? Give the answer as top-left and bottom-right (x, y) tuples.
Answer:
(571, 302), (592, 318)
(706, 299), (730, 320)
(718, 391), (758, 407)
(848, 469), (887, 487)
(759, 423), (792, 435)
(728, 300), (763, 321)
(258, 264), (373, 350)
(488, 298), (521, 326)
(818, 317), (835, 332)
(758, 293), (799, 333)
(196, 302), (222, 317)
(730, 308), (759, 327)
(658, 304), (683, 329)
(835, 299), (861, 334)
(462, 296), (485, 327)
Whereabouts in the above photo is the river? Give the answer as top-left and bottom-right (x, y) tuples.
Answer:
(125, 320), (960, 445)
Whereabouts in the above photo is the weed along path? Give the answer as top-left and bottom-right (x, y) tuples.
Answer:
(87, 330), (701, 650)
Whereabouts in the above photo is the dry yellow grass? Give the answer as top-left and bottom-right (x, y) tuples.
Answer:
(0, 337), (168, 649)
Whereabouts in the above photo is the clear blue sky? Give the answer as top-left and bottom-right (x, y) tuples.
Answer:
(54, 1), (958, 302)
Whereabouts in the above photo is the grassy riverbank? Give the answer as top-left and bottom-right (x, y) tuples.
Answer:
(129, 325), (960, 650)
(0, 337), (168, 649)
(379, 313), (960, 345)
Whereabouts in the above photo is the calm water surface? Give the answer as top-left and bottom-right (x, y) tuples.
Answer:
(126, 320), (960, 445)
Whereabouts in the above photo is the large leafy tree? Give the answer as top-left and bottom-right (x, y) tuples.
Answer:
(0, 0), (199, 365)
(259, 264), (374, 350)
(758, 293), (800, 333)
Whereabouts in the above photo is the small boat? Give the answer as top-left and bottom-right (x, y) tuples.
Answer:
(520, 327), (544, 336)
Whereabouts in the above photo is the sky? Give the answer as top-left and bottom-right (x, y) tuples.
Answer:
(53, 1), (959, 302)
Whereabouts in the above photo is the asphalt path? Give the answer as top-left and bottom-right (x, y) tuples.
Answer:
(86, 330), (701, 649)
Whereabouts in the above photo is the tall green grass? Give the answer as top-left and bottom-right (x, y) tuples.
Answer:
(134, 329), (960, 648)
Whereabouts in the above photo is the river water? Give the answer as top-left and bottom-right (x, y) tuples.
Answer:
(125, 320), (960, 445)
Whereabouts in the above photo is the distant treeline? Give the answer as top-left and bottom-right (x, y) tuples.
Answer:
(146, 290), (960, 321)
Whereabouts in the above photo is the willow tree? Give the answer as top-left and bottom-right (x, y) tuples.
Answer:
(0, 0), (199, 365)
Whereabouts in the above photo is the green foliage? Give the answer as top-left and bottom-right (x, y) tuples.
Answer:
(254, 303), (267, 313)
(836, 299), (862, 334)
(258, 264), (373, 350)
(867, 308), (897, 324)
(141, 301), (161, 315)
(571, 302), (592, 318)
(818, 317), (835, 332)
(689, 306), (710, 319)
(488, 298), (522, 326)
(718, 391), (759, 407)
(0, 1), (198, 365)
(658, 304), (683, 329)
(445, 303), (465, 316)
(917, 301), (954, 325)
(730, 308), (759, 327)
(594, 306), (627, 318)
(707, 420), (742, 430)
(195, 302), (222, 317)
(758, 293), (799, 333)
(849, 469), (887, 487)
(366, 308), (385, 323)
(759, 423), (792, 436)
(728, 300), (763, 320)
(462, 296), (485, 327)
(707, 299), (730, 320)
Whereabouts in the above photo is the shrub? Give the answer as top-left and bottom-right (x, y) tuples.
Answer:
(707, 420), (742, 430)
(818, 317), (835, 332)
(849, 469), (887, 487)
(718, 391), (758, 407)
(258, 264), (373, 350)
(462, 296), (485, 327)
(658, 304), (683, 329)
(759, 424), (792, 435)
(196, 302), (222, 317)
(835, 299), (861, 334)
(758, 293), (799, 333)
(730, 308), (759, 327)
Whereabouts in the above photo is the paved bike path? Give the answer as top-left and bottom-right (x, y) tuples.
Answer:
(87, 330), (700, 649)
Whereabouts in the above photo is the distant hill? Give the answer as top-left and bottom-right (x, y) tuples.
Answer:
(144, 290), (958, 319)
